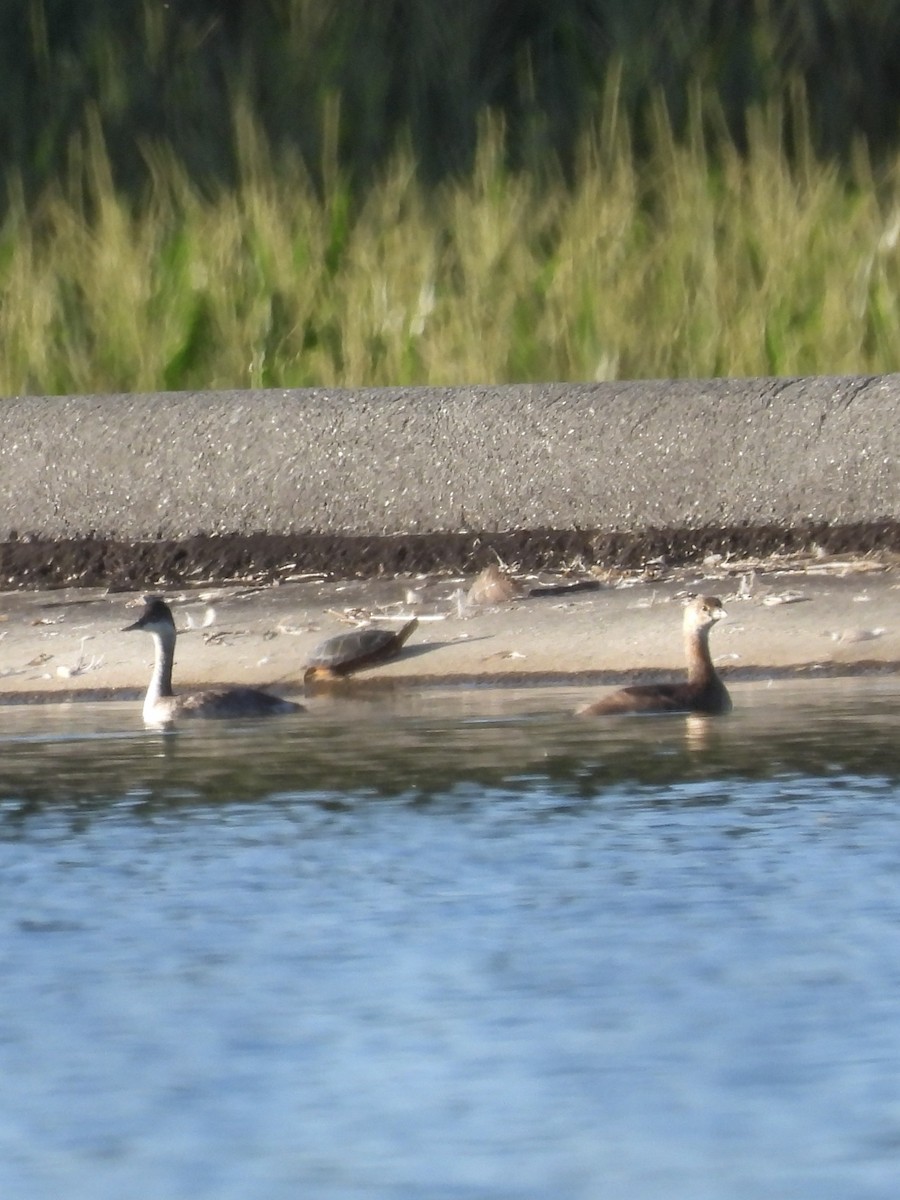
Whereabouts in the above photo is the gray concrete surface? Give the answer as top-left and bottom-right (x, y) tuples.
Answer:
(1, 374), (898, 541)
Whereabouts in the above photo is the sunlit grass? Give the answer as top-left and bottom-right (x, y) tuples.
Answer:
(2, 91), (900, 395)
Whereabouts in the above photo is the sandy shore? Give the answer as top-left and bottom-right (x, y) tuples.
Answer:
(1, 551), (898, 705)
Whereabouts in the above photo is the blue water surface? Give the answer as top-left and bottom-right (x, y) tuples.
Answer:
(1, 681), (900, 1200)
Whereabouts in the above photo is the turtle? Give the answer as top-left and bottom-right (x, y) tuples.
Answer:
(304, 618), (419, 683)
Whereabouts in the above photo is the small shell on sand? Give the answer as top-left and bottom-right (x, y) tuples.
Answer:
(830, 627), (886, 644)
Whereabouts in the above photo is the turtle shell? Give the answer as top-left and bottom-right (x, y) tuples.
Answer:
(305, 618), (418, 679)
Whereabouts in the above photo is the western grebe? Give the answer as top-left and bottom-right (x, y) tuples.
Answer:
(124, 597), (304, 725)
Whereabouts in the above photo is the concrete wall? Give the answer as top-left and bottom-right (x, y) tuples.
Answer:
(1, 374), (897, 541)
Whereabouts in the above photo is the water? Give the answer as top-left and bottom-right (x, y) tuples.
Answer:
(2, 680), (900, 1200)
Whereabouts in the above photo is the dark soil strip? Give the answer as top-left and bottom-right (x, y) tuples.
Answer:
(2, 522), (899, 591)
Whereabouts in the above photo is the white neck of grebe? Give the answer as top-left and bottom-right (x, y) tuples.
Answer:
(143, 626), (177, 722)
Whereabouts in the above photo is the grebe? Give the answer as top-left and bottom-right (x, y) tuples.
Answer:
(579, 595), (732, 716)
(304, 618), (418, 683)
(124, 597), (304, 725)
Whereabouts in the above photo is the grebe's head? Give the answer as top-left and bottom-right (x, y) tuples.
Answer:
(123, 596), (177, 635)
(682, 595), (727, 632)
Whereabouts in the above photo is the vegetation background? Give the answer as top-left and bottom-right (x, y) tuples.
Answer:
(5, 0), (900, 394)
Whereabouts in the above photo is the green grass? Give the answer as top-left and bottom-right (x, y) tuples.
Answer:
(3, 90), (900, 395)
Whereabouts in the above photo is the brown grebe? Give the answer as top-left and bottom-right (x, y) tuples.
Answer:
(579, 595), (732, 717)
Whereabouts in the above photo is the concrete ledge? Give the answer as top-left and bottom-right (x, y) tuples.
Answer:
(2, 375), (898, 540)
(4, 374), (899, 703)
(1, 374), (899, 588)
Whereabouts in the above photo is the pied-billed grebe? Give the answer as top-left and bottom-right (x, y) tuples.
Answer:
(124, 597), (304, 725)
(304, 618), (419, 683)
(579, 595), (732, 716)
